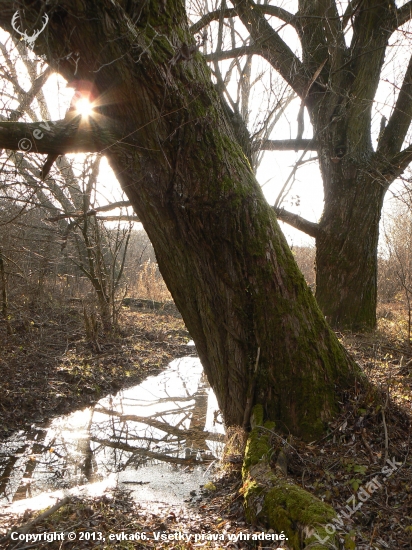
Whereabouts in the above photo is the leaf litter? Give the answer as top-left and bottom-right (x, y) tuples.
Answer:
(1, 306), (412, 548)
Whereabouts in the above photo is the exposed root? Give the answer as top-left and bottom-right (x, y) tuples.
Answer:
(240, 405), (341, 549)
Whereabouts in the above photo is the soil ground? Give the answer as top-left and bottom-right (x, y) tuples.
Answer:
(1, 302), (412, 549)
(0, 302), (190, 439)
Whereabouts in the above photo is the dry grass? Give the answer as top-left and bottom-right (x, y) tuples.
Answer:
(128, 260), (172, 303)
(339, 301), (412, 416)
(377, 299), (412, 347)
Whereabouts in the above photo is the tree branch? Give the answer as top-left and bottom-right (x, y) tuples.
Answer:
(372, 142), (412, 188)
(253, 139), (318, 151)
(96, 215), (139, 222)
(386, 145), (412, 181)
(204, 44), (259, 62)
(190, 6), (296, 35)
(191, 8), (236, 34)
(0, 118), (117, 154)
(378, 53), (412, 156)
(231, 0), (309, 97)
(0, 67), (53, 126)
(274, 207), (320, 239)
(6, 67), (53, 122)
(396, 0), (412, 28)
(342, 0), (363, 30)
(47, 201), (136, 222)
(344, 2), (394, 149)
(94, 200), (132, 212)
(0, 497), (71, 544)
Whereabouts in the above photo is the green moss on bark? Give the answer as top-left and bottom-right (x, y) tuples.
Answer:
(242, 426), (274, 475)
(241, 406), (339, 549)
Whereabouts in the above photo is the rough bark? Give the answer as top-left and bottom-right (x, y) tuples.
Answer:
(316, 174), (385, 330)
(0, 1), (364, 440)
(303, 0), (397, 330)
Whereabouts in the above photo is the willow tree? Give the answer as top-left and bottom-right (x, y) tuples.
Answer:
(0, 1), (363, 442)
(192, 0), (412, 331)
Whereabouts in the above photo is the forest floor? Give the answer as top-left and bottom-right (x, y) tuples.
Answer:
(0, 301), (189, 439)
(1, 301), (412, 548)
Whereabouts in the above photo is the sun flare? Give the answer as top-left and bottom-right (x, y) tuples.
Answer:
(75, 98), (94, 117)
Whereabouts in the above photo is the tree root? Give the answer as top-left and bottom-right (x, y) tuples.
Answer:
(240, 405), (342, 549)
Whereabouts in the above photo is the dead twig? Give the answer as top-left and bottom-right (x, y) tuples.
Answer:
(382, 389), (390, 465)
(0, 497), (70, 545)
(361, 428), (376, 464)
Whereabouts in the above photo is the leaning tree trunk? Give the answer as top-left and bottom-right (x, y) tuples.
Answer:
(0, 0), (364, 441)
(92, 0), (362, 440)
(315, 173), (385, 331)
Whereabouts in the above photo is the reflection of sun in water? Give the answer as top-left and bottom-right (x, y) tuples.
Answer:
(75, 98), (94, 117)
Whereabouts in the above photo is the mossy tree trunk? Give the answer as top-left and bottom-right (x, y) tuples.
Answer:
(315, 166), (385, 331)
(0, 0), (363, 439)
(240, 406), (339, 549)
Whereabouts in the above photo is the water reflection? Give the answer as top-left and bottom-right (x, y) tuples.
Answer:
(0, 358), (224, 506)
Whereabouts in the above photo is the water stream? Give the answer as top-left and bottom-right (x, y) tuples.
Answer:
(0, 356), (225, 513)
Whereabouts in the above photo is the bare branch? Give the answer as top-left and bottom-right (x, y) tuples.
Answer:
(254, 139), (318, 151)
(387, 145), (412, 181)
(191, 7), (236, 34)
(378, 54), (412, 156)
(396, 0), (412, 28)
(48, 201), (136, 222)
(274, 207), (320, 239)
(6, 67), (53, 122)
(0, 118), (118, 154)
(94, 200), (132, 212)
(0, 497), (70, 544)
(231, 0), (309, 97)
(204, 44), (258, 62)
(96, 215), (139, 222)
(190, 5), (296, 35)
(372, 143), (412, 189)
(342, 0), (363, 30)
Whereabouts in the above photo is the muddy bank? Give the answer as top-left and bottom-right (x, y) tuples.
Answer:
(0, 308), (190, 440)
